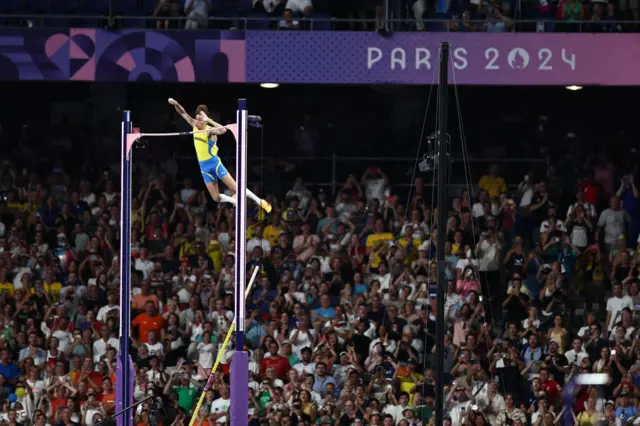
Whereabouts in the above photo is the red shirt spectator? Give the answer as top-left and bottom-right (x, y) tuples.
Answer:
(260, 341), (291, 379)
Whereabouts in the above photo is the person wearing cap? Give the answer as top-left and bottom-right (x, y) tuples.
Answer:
(446, 383), (472, 426)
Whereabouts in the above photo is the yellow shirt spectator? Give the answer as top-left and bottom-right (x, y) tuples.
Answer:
(366, 232), (394, 269)
(44, 280), (62, 300)
(478, 174), (507, 200)
(395, 366), (423, 402)
(206, 239), (223, 270)
(131, 207), (145, 228)
(398, 237), (421, 265)
(246, 223), (257, 241)
(263, 224), (284, 247)
(451, 242), (462, 256)
(0, 281), (14, 297)
(7, 202), (28, 214)
(178, 237), (202, 257)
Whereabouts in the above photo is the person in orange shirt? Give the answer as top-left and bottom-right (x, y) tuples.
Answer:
(132, 300), (166, 343)
(132, 281), (159, 312)
(99, 376), (116, 413)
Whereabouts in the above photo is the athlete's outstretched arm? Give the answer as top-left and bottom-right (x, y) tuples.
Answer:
(168, 98), (195, 127)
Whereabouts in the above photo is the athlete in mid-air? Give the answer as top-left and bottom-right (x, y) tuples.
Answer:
(169, 98), (271, 213)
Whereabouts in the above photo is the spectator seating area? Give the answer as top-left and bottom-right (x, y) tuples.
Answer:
(0, 0), (639, 32)
(0, 0), (336, 31)
(0, 109), (639, 426)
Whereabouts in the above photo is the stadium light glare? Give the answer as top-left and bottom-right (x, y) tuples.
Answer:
(260, 83), (280, 89)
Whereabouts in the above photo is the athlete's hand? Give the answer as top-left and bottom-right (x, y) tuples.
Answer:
(168, 98), (177, 105)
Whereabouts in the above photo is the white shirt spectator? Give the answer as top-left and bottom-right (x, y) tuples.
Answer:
(472, 202), (485, 218)
(476, 392), (505, 425)
(288, 328), (317, 357)
(25, 378), (45, 406)
(134, 258), (154, 280)
(146, 369), (167, 385)
(363, 177), (386, 203)
(606, 295), (634, 331)
(476, 239), (501, 272)
(145, 341), (164, 358)
(448, 401), (471, 426)
(285, 0), (312, 13)
(12, 268), (30, 289)
(383, 404), (409, 424)
(211, 397), (230, 421)
(246, 237), (271, 255)
(371, 272), (391, 291)
(455, 257), (479, 274)
(93, 337), (120, 363)
(519, 182), (534, 207)
(539, 219), (567, 235)
(567, 202), (597, 219)
(180, 187), (197, 204)
(564, 348), (589, 366)
(82, 192), (96, 206)
(185, 0), (208, 16)
(286, 184), (312, 211)
(531, 409), (556, 425)
(293, 361), (316, 376)
(97, 304), (119, 323)
(197, 342), (215, 370)
(52, 329), (72, 352)
(211, 310), (234, 333)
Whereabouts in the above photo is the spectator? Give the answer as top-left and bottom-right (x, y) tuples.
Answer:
(0, 107), (639, 426)
(184, 0), (211, 29)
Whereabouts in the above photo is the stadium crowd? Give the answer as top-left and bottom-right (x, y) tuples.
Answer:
(1, 0), (639, 32)
(0, 112), (639, 426)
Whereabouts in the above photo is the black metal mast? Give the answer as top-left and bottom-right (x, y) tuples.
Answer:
(434, 41), (450, 426)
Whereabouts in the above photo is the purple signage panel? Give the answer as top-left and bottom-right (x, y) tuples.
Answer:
(0, 28), (245, 82)
(0, 28), (638, 85)
(245, 31), (640, 86)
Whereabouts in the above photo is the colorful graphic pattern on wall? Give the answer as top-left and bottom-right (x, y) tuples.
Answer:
(0, 29), (639, 85)
(0, 28), (246, 82)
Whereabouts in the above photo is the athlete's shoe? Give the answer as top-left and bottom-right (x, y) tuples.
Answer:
(259, 199), (272, 213)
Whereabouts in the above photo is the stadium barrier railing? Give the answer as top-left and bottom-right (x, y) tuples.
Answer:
(0, 13), (637, 32)
(202, 154), (547, 198)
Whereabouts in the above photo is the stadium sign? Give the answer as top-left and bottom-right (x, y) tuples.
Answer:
(0, 29), (636, 85)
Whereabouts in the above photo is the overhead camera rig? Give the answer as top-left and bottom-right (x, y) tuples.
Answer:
(418, 131), (451, 172)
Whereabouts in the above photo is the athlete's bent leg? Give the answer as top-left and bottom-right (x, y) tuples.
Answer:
(220, 174), (271, 213)
(205, 182), (221, 202)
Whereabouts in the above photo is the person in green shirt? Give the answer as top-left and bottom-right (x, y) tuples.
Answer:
(163, 363), (203, 412)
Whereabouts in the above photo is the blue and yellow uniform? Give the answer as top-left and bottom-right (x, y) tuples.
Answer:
(194, 125), (229, 184)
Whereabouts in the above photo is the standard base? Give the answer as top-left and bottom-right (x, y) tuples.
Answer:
(230, 351), (249, 425)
